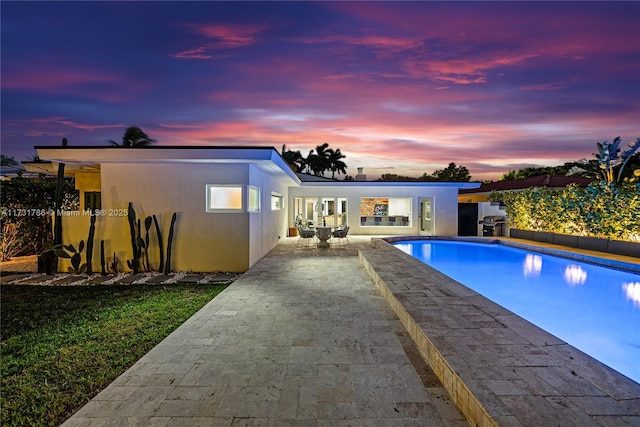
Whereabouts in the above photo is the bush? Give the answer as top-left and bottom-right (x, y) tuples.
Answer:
(489, 181), (640, 242)
(0, 174), (78, 260)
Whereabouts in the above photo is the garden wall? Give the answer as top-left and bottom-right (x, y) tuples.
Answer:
(509, 228), (640, 258)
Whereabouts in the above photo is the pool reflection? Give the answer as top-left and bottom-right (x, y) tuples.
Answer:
(563, 264), (588, 286)
(622, 282), (640, 306)
(523, 254), (542, 277)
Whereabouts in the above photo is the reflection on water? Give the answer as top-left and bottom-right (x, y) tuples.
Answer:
(564, 264), (588, 286)
(523, 254), (543, 277)
(622, 282), (640, 306)
(420, 243), (432, 263)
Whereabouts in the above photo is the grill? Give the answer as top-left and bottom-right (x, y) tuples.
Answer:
(479, 215), (506, 236)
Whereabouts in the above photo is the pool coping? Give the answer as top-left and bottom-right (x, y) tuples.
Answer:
(386, 235), (640, 274)
(359, 236), (640, 426)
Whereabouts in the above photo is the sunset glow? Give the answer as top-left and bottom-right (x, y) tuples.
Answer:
(1, 1), (638, 180)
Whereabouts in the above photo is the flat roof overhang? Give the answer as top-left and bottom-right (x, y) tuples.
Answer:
(300, 180), (481, 190)
(31, 146), (301, 185)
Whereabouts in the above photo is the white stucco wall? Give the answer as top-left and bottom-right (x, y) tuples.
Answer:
(288, 183), (462, 235)
(62, 162), (289, 273)
(248, 164), (290, 267)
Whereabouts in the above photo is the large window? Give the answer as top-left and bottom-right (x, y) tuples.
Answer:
(293, 196), (348, 227)
(206, 185), (261, 213)
(360, 197), (411, 227)
(206, 185), (243, 212)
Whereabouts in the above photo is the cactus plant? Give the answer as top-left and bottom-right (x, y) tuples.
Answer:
(54, 241), (87, 274)
(86, 212), (96, 273)
(106, 252), (119, 274)
(143, 216), (152, 271)
(127, 203), (141, 273)
(164, 212), (177, 274)
(100, 240), (106, 275)
(41, 137), (68, 274)
(153, 214), (164, 273)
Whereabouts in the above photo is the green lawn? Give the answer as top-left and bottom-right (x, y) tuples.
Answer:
(0, 283), (228, 427)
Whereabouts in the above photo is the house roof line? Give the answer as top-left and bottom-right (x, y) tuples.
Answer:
(31, 145), (301, 185)
(301, 181), (480, 188)
(33, 144), (281, 151)
(459, 174), (596, 194)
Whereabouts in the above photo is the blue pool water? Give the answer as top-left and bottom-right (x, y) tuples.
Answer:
(393, 240), (640, 384)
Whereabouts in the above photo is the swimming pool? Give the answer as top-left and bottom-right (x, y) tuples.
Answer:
(392, 239), (640, 384)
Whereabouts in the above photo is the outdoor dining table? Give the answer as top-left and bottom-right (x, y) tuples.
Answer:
(314, 226), (333, 248)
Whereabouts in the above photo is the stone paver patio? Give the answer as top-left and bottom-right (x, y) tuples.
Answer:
(8, 235), (638, 426)
(61, 236), (468, 426)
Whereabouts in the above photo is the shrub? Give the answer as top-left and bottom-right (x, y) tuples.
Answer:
(489, 181), (640, 242)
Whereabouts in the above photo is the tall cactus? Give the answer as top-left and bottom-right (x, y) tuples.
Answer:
(47, 137), (68, 273)
(100, 240), (106, 275)
(53, 138), (67, 247)
(127, 202), (141, 273)
(86, 212), (96, 274)
(152, 215), (164, 273)
(164, 212), (177, 275)
(143, 216), (152, 271)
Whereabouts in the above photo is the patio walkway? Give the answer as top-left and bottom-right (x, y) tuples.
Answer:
(62, 236), (468, 426)
(58, 234), (640, 426)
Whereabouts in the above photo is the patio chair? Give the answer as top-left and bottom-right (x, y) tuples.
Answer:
(297, 225), (317, 248)
(331, 226), (350, 246)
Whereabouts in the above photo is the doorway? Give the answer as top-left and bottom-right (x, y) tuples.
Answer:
(419, 198), (434, 235)
(458, 203), (479, 236)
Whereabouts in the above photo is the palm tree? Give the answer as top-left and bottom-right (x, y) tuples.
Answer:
(281, 145), (305, 172)
(305, 143), (332, 176)
(110, 126), (156, 147)
(304, 149), (320, 175)
(327, 148), (347, 179)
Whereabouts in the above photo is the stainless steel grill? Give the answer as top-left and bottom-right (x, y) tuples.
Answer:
(479, 215), (506, 236)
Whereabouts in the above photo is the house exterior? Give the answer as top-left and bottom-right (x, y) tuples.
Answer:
(27, 146), (479, 272)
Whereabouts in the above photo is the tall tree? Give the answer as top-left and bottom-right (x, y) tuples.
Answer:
(430, 162), (472, 182)
(327, 148), (347, 179)
(281, 145), (305, 172)
(110, 126), (156, 147)
(304, 143), (331, 176)
(285, 143), (348, 177)
(313, 143), (331, 176)
(304, 149), (319, 175)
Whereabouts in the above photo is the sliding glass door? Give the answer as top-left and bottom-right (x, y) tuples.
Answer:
(293, 196), (347, 227)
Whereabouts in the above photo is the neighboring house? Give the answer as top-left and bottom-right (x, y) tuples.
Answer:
(1, 163), (42, 180)
(26, 145), (479, 272)
(458, 175), (596, 237)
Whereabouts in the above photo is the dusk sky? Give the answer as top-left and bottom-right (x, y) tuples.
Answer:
(2, 1), (639, 181)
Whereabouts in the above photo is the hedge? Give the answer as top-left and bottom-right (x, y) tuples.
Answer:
(488, 181), (640, 242)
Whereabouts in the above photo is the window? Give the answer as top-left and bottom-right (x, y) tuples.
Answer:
(248, 186), (260, 212)
(360, 197), (411, 227)
(84, 191), (101, 211)
(271, 193), (284, 210)
(206, 185), (243, 212)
